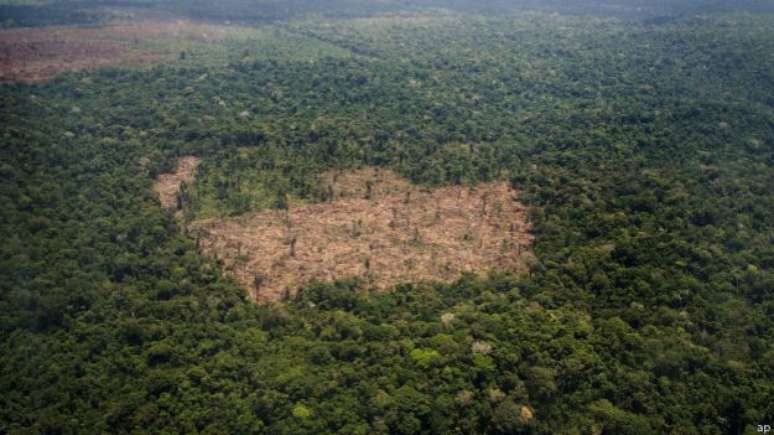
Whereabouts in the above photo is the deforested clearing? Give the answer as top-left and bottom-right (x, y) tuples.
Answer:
(191, 167), (535, 302)
(153, 156), (200, 211)
(0, 19), (237, 83)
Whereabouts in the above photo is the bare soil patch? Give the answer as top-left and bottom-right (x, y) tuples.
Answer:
(153, 156), (200, 213)
(191, 167), (535, 302)
(0, 20), (228, 83)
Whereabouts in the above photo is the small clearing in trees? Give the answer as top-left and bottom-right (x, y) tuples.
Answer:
(153, 156), (200, 216)
(187, 167), (535, 302)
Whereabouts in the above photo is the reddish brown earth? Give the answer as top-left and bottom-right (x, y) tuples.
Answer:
(189, 167), (535, 302)
(0, 20), (226, 83)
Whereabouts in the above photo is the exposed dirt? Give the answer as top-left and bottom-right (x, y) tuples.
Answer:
(153, 156), (200, 215)
(190, 167), (535, 302)
(0, 20), (227, 83)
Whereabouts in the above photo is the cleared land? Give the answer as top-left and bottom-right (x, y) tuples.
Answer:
(185, 167), (534, 302)
(0, 20), (224, 83)
(153, 156), (200, 216)
(0, 17), (355, 84)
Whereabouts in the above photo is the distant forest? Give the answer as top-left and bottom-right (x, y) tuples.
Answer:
(3, 0), (774, 27)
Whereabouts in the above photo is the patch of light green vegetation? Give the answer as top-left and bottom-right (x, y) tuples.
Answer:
(123, 24), (354, 72)
(234, 26), (355, 62)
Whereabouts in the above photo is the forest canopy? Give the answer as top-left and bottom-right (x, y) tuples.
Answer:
(0, 1), (773, 434)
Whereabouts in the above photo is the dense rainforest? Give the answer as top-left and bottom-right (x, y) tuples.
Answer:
(1, 1), (773, 434)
